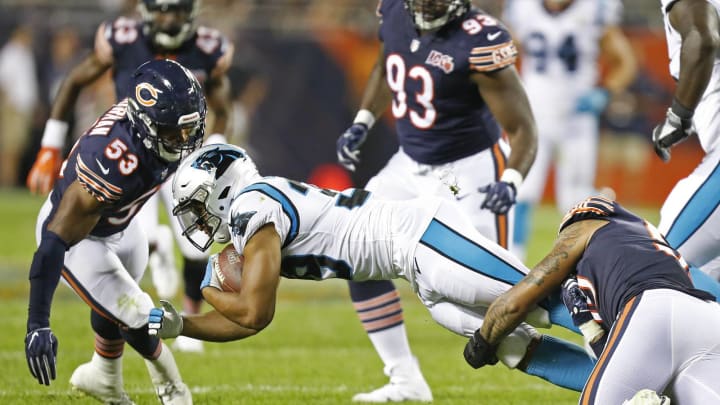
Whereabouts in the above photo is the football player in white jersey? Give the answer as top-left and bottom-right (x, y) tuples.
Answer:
(148, 144), (599, 397)
(503, 0), (637, 260)
(654, 0), (720, 282)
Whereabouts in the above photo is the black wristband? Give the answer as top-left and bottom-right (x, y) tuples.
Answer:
(671, 98), (694, 120)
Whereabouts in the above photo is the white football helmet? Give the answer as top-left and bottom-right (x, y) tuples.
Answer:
(172, 144), (261, 251)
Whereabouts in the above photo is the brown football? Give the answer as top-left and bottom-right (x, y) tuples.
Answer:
(214, 244), (244, 292)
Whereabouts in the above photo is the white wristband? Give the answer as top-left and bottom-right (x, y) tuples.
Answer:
(41, 119), (69, 149)
(203, 133), (227, 146)
(353, 109), (376, 129)
(579, 320), (605, 343)
(500, 168), (523, 189)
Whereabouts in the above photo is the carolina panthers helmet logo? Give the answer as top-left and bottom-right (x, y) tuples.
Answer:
(191, 146), (245, 178)
(135, 82), (163, 107)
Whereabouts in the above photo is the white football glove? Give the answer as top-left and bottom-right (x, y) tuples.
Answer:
(148, 300), (183, 339)
(201, 254), (223, 291)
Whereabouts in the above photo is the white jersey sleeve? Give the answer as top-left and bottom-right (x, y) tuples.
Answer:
(228, 187), (292, 255)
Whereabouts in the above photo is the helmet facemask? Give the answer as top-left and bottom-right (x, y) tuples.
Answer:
(138, 0), (199, 49)
(404, 0), (469, 30)
(172, 144), (262, 252)
(128, 98), (204, 162)
(173, 186), (227, 252)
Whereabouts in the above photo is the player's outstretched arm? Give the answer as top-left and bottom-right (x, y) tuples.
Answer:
(476, 220), (602, 348)
(150, 299), (260, 342)
(26, 181), (105, 385)
(27, 23), (112, 195)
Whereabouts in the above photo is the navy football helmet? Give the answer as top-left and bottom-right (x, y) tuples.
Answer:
(138, 0), (200, 49)
(404, 0), (470, 30)
(172, 144), (261, 251)
(126, 59), (206, 162)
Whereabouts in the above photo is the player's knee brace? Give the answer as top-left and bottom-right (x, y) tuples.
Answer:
(120, 326), (161, 359)
(184, 258), (206, 301)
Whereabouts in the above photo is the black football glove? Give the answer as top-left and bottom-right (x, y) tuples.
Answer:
(336, 123), (369, 172)
(25, 327), (58, 385)
(463, 329), (499, 369)
(652, 101), (696, 162)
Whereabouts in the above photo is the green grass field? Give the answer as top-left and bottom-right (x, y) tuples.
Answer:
(0, 189), (660, 404)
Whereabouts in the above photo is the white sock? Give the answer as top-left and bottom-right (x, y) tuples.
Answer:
(367, 324), (415, 371)
(145, 342), (182, 385)
(91, 352), (122, 378)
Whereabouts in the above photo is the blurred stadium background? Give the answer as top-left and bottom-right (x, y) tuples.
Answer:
(0, 0), (683, 403)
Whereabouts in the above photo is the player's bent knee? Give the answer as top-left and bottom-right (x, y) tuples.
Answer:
(117, 291), (157, 330)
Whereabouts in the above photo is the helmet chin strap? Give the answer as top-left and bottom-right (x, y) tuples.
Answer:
(158, 143), (182, 162)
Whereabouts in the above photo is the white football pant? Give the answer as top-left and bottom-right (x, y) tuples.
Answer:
(36, 198), (154, 329)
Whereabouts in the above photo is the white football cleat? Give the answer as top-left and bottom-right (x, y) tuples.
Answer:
(352, 357), (432, 403)
(70, 361), (135, 405)
(150, 225), (179, 300)
(155, 381), (192, 405)
(172, 335), (204, 353)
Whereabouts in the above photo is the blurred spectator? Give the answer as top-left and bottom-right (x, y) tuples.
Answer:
(0, 24), (38, 187)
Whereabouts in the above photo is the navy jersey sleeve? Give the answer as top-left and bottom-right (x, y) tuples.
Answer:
(558, 196), (616, 233)
(465, 14), (518, 73)
(75, 139), (125, 203)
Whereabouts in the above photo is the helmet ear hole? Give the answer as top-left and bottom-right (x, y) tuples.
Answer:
(218, 186), (230, 200)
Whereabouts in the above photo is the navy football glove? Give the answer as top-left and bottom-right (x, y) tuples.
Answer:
(561, 277), (607, 357)
(479, 181), (517, 215)
(463, 329), (498, 369)
(25, 327), (58, 385)
(561, 277), (593, 327)
(336, 123), (368, 172)
(652, 102), (695, 162)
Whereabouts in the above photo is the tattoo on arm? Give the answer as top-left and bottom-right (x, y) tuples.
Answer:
(523, 225), (584, 287)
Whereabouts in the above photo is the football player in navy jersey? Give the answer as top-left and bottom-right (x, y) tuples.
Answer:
(24, 59), (204, 404)
(26, 0), (235, 353)
(466, 196), (720, 404)
(335, 0), (537, 400)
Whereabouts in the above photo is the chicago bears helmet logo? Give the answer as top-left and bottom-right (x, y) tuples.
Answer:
(135, 82), (163, 107)
(191, 147), (245, 179)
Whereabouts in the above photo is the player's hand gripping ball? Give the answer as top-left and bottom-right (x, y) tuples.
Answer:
(214, 244), (245, 292)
